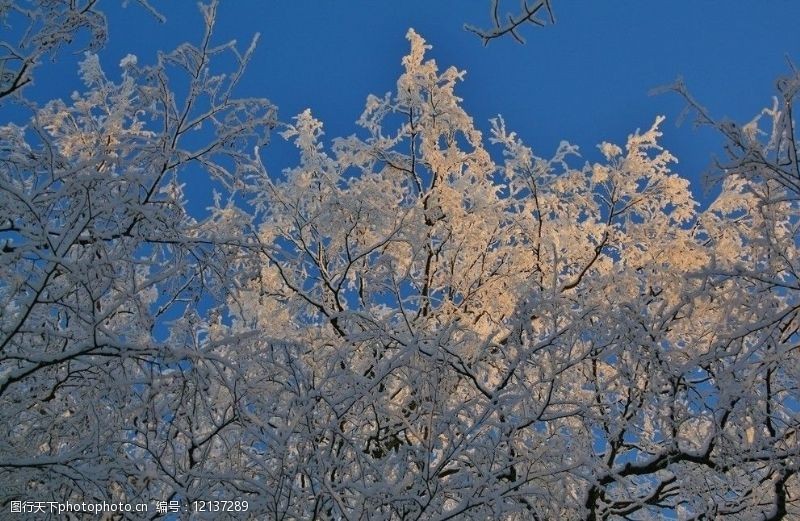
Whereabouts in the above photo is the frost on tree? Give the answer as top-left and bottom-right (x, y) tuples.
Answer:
(235, 30), (798, 519)
(0, 0), (164, 102)
(0, 1), (275, 514)
(1, 10), (799, 521)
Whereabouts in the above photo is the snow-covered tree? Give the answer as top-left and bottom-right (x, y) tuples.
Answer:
(229, 31), (799, 519)
(1, 4), (798, 520)
(0, 0), (275, 511)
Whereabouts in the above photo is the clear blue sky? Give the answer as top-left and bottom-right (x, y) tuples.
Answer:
(21, 1), (800, 206)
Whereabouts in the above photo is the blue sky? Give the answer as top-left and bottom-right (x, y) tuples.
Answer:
(19, 1), (800, 206)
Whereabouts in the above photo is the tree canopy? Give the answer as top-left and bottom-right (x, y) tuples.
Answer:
(1, 2), (798, 520)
